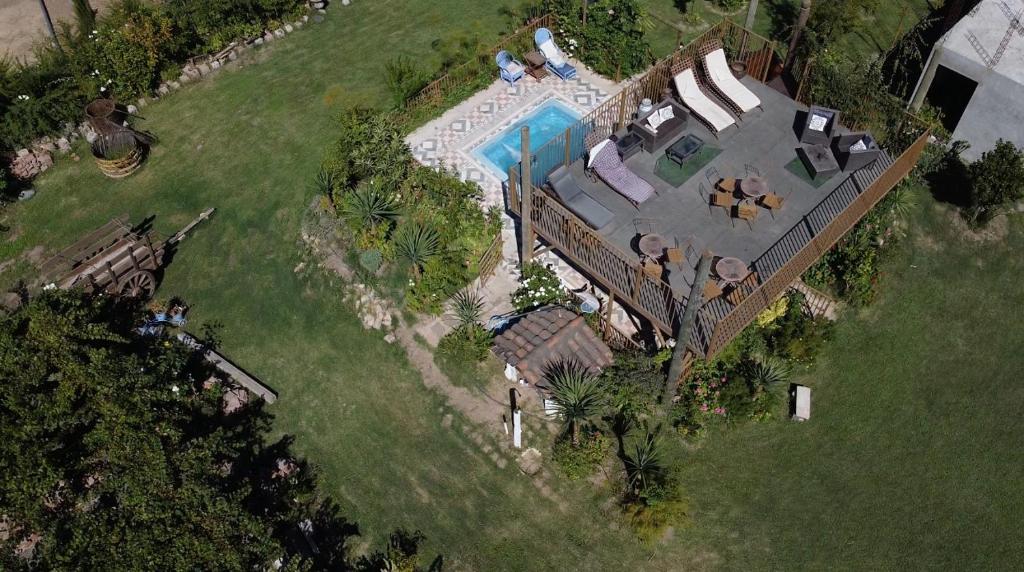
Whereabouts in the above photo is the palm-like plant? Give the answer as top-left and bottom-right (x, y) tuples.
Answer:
(394, 223), (441, 279)
(544, 360), (606, 446)
(745, 353), (791, 389)
(312, 167), (335, 207)
(624, 431), (664, 495)
(450, 289), (484, 328)
(342, 180), (397, 230)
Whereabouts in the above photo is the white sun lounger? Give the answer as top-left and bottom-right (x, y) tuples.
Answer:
(673, 67), (735, 134)
(703, 48), (761, 114)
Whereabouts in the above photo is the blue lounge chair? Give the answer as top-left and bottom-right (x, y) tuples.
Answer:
(535, 28), (577, 81)
(496, 50), (525, 87)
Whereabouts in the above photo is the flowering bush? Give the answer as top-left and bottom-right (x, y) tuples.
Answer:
(511, 262), (569, 312)
(549, 0), (650, 78)
(671, 360), (731, 439)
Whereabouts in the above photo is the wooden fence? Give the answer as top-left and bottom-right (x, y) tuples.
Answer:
(406, 14), (555, 110)
(476, 231), (503, 285)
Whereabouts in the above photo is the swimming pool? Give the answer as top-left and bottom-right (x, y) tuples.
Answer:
(472, 99), (581, 181)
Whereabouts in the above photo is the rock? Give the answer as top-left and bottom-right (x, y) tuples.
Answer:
(11, 152), (46, 179)
(228, 49), (239, 60)
(37, 152), (53, 171)
(36, 141), (56, 153)
(18, 189), (35, 201)
(342, 0), (351, 5)
(183, 65), (202, 79)
(263, 32), (274, 43)
(311, 0), (325, 8)
(210, 59), (222, 70)
(284, 23), (294, 33)
(16, 148), (29, 158)
(384, 333), (397, 344)
(137, 97), (147, 108)
(516, 448), (543, 476)
(313, 13), (325, 22)
(198, 63), (211, 76)
(126, 104), (138, 115)
(85, 130), (98, 144)
(157, 83), (170, 95)
(1, 293), (22, 312)
(294, 20), (304, 28)
(56, 137), (71, 153)
(178, 73), (192, 84)
(169, 80), (181, 90)
(317, 8), (327, 14)
(302, 14), (309, 22)
(253, 37), (264, 46)
(273, 28), (285, 39)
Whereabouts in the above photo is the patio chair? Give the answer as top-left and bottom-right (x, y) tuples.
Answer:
(547, 165), (615, 230)
(734, 201), (757, 229)
(671, 59), (736, 135)
(535, 28), (578, 81)
(587, 137), (655, 206)
(703, 279), (724, 301)
(744, 163), (760, 177)
(704, 167), (720, 187)
(759, 191), (785, 218)
(698, 41), (762, 116)
(709, 188), (733, 217)
(496, 50), (525, 87)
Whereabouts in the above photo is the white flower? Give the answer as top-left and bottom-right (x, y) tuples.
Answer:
(608, 9), (615, 15)
(171, 385), (180, 393)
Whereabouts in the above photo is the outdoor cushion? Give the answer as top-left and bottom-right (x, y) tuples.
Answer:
(704, 49), (760, 113)
(538, 39), (566, 67)
(589, 139), (655, 205)
(673, 68), (735, 133)
(548, 166), (615, 230)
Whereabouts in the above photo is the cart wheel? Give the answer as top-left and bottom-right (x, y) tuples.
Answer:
(120, 270), (156, 299)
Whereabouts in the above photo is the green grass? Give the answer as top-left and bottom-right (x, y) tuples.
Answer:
(3, 1), (1023, 569)
(783, 155), (834, 187)
(653, 146), (723, 187)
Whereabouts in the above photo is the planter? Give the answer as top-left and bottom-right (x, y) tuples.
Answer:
(94, 145), (143, 179)
(730, 61), (747, 79)
(85, 98), (126, 134)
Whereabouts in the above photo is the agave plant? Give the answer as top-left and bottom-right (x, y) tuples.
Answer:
(394, 223), (441, 278)
(624, 430), (664, 495)
(312, 167), (335, 206)
(450, 289), (485, 328)
(543, 360), (606, 446)
(342, 180), (397, 230)
(745, 353), (791, 389)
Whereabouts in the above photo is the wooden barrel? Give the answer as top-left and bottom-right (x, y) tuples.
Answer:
(94, 146), (143, 179)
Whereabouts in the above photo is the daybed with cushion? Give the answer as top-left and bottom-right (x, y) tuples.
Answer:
(672, 60), (736, 135)
(535, 28), (578, 81)
(587, 138), (656, 206)
(699, 41), (761, 115)
(547, 165), (615, 230)
(628, 99), (689, 152)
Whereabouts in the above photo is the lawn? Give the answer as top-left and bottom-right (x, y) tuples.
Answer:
(3, 1), (1022, 569)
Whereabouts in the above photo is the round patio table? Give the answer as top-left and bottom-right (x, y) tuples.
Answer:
(740, 176), (769, 198)
(715, 257), (749, 283)
(638, 234), (666, 259)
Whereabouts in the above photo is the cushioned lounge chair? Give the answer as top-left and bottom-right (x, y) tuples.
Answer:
(672, 59), (735, 135)
(700, 42), (761, 115)
(535, 28), (577, 81)
(496, 50), (525, 87)
(587, 138), (655, 206)
(548, 166), (615, 230)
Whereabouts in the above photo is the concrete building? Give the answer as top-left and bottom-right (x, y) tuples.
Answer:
(910, 0), (1024, 160)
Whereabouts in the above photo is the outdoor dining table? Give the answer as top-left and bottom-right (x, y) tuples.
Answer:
(715, 257), (749, 283)
(638, 233), (666, 260)
(740, 176), (769, 198)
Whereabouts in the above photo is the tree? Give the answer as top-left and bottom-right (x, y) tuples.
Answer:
(799, 0), (879, 60)
(0, 291), (357, 569)
(543, 360), (606, 446)
(964, 139), (1024, 228)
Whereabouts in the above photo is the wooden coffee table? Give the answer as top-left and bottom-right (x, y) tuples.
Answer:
(523, 51), (548, 81)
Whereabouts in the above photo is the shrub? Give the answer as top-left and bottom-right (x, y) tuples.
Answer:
(963, 139), (1024, 228)
(323, 107), (410, 191)
(601, 352), (665, 422)
(550, 0), (651, 79)
(713, 0), (745, 11)
(437, 323), (493, 364)
(384, 55), (427, 108)
(511, 262), (568, 312)
(552, 431), (609, 480)
(0, 53), (84, 150)
(358, 249), (383, 274)
(621, 483), (688, 544)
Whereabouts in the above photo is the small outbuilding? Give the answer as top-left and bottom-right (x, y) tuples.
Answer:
(492, 305), (614, 386)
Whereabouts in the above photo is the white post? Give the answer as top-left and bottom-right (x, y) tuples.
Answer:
(512, 409), (522, 449)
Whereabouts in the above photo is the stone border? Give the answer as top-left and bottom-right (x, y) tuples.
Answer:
(8, 0), (350, 182)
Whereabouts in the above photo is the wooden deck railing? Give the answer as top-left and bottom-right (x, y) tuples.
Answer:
(406, 14), (554, 110)
(476, 231), (503, 285)
(699, 125), (930, 357)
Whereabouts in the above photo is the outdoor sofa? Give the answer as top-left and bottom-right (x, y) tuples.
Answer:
(832, 132), (881, 171)
(628, 99), (689, 152)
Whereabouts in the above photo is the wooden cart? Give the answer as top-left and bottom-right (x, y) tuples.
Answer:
(38, 208), (214, 299)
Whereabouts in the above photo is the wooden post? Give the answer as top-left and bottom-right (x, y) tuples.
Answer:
(616, 90), (629, 131)
(582, 0), (587, 26)
(563, 127), (572, 167)
(603, 293), (615, 341)
(519, 127), (534, 265)
(508, 166), (520, 213)
(783, 0), (812, 73)
(663, 252), (713, 414)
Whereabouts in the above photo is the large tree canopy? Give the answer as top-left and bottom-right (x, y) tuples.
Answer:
(0, 292), (360, 570)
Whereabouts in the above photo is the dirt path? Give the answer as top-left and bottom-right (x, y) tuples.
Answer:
(1, 0), (112, 62)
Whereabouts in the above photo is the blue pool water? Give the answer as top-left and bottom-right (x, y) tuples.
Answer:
(473, 99), (581, 181)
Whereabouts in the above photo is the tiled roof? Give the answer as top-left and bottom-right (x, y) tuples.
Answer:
(492, 305), (614, 385)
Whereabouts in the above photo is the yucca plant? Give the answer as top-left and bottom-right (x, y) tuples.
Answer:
(544, 360), (606, 446)
(342, 180), (397, 230)
(745, 353), (791, 389)
(624, 430), (664, 495)
(450, 289), (485, 328)
(394, 223), (441, 279)
(312, 167), (335, 207)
